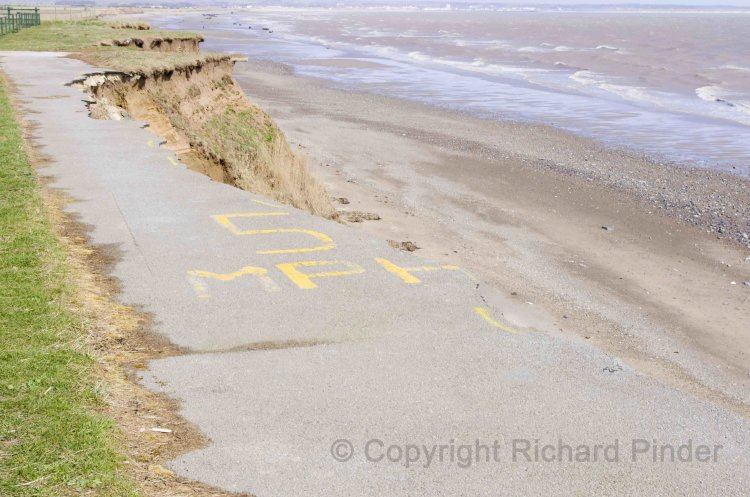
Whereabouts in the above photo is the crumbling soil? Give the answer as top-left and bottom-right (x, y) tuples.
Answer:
(341, 210), (381, 222)
(99, 36), (204, 53)
(71, 55), (337, 219)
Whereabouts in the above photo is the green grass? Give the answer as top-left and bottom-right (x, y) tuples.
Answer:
(205, 108), (277, 153)
(81, 47), (228, 74)
(0, 77), (139, 495)
(0, 20), (210, 73)
(0, 19), (196, 52)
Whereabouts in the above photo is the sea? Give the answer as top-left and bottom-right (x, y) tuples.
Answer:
(150, 5), (750, 175)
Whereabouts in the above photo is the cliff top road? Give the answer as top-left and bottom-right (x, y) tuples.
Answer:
(2, 51), (748, 496)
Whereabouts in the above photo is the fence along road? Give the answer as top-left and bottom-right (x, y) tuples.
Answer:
(1, 51), (749, 496)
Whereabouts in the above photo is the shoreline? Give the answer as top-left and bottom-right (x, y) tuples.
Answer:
(141, 4), (750, 246)
(145, 8), (750, 177)
(228, 55), (750, 411)
(241, 59), (750, 248)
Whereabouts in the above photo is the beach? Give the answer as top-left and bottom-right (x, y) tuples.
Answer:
(155, 7), (750, 173)
(142, 9), (750, 411)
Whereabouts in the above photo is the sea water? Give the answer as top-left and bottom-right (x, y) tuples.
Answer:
(152, 6), (750, 175)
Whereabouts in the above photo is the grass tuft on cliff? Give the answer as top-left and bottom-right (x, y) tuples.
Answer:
(0, 76), (138, 496)
(199, 107), (335, 217)
(78, 48), (229, 74)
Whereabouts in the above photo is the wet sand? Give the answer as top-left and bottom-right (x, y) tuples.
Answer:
(229, 58), (750, 414)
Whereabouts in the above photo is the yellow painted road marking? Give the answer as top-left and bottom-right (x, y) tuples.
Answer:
(167, 156), (178, 166)
(252, 229), (335, 254)
(187, 266), (280, 298)
(146, 139), (154, 148)
(213, 212), (290, 231)
(276, 260), (365, 289)
(212, 213), (335, 254)
(474, 307), (518, 334)
(249, 198), (284, 208)
(375, 258), (461, 284)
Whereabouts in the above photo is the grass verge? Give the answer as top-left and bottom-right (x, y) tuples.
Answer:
(0, 20), (196, 52)
(0, 20), (208, 73)
(0, 74), (138, 496)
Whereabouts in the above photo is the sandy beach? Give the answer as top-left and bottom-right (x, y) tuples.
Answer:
(226, 57), (750, 412)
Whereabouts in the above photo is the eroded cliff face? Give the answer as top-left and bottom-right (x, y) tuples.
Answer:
(99, 36), (204, 53)
(71, 56), (337, 219)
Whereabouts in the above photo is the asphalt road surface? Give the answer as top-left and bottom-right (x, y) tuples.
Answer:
(2, 52), (748, 496)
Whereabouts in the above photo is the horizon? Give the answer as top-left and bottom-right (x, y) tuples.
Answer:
(18, 1), (750, 7)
